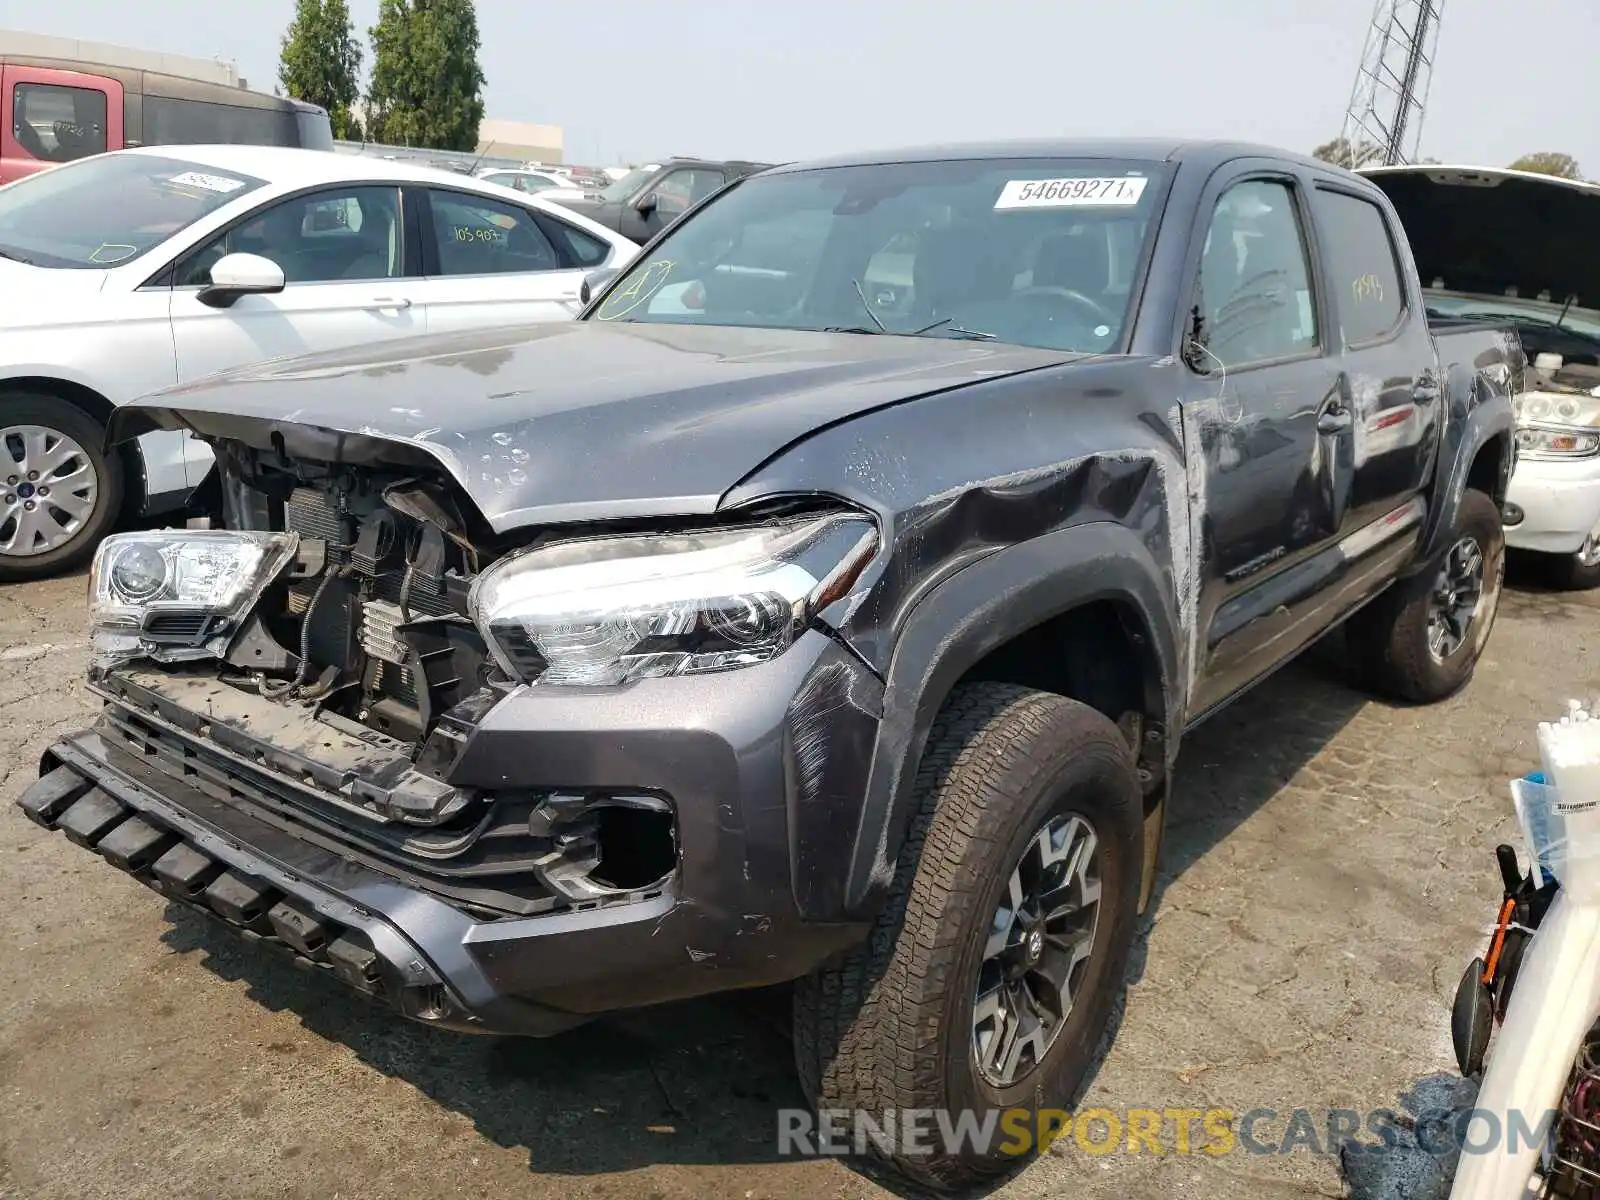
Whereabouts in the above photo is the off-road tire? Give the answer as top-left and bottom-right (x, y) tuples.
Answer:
(0, 393), (123, 584)
(1346, 488), (1504, 703)
(792, 683), (1143, 1189)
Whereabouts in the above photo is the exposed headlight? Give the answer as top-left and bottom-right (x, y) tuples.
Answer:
(1515, 426), (1600, 460)
(1514, 390), (1600, 429)
(470, 512), (878, 686)
(89, 530), (300, 668)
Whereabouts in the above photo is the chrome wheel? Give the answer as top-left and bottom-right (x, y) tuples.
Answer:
(1427, 535), (1486, 662)
(0, 424), (99, 557)
(972, 812), (1101, 1088)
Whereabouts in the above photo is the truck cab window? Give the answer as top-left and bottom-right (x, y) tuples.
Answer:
(1194, 180), (1319, 369)
(1313, 188), (1406, 344)
(13, 84), (107, 163)
(648, 168), (723, 219)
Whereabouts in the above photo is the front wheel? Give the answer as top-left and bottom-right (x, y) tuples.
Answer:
(1545, 521), (1600, 591)
(0, 394), (123, 584)
(1346, 488), (1505, 703)
(793, 683), (1143, 1189)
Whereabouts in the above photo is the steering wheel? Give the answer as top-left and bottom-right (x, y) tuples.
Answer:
(1009, 285), (1118, 329)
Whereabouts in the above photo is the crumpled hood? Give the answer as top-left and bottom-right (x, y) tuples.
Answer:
(114, 321), (1086, 531)
(1364, 165), (1600, 303)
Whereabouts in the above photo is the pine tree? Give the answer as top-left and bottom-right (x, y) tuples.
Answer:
(278, 0), (364, 141)
(366, 0), (485, 151)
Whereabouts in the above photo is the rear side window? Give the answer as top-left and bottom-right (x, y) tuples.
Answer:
(13, 83), (107, 162)
(429, 191), (561, 275)
(1313, 189), (1406, 344)
(538, 214), (612, 266)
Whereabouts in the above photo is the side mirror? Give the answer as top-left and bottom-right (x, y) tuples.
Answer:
(633, 192), (658, 216)
(579, 267), (623, 307)
(198, 252), (286, 309)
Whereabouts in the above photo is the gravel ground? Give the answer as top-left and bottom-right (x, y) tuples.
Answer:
(1, 559), (1594, 1200)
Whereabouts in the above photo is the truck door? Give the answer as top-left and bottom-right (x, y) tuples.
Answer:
(0, 65), (122, 184)
(626, 166), (723, 242)
(1306, 180), (1443, 537)
(1181, 166), (1350, 716)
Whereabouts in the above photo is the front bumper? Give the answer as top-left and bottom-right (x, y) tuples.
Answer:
(18, 630), (879, 1036)
(1504, 452), (1600, 555)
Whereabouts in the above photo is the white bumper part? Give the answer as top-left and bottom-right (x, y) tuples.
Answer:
(1505, 454), (1600, 555)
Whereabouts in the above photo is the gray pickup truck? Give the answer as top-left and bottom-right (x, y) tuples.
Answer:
(20, 138), (1517, 1188)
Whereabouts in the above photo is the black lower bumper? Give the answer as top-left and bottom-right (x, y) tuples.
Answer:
(19, 634), (878, 1036)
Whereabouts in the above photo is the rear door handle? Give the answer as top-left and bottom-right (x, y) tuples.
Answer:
(364, 296), (413, 311)
(1414, 380), (1441, 403)
(1317, 408), (1353, 434)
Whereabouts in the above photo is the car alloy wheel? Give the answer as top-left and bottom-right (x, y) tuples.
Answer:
(0, 424), (100, 557)
(972, 811), (1103, 1088)
(1426, 534), (1487, 663)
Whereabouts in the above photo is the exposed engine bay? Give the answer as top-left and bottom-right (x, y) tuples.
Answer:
(86, 450), (674, 919)
(111, 450), (510, 782)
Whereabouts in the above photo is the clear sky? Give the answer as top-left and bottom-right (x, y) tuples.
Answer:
(2, 0), (1594, 172)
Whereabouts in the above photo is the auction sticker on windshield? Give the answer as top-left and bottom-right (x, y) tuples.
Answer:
(995, 177), (1148, 209)
(166, 171), (247, 194)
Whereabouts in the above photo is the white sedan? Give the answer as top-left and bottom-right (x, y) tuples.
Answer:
(0, 145), (638, 581)
(473, 167), (590, 203)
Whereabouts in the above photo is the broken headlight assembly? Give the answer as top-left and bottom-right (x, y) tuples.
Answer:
(469, 512), (877, 686)
(1514, 391), (1600, 460)
(88, 530), (300, 668)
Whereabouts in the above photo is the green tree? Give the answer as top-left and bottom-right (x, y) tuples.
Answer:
(1312, 136), (1384, 170)
(366, 0), (486, 151)
(278, 0), (364, 140)
(1510, 152), (1583, 180)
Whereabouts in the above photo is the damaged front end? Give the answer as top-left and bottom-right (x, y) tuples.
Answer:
(25, 426), (883, 1031)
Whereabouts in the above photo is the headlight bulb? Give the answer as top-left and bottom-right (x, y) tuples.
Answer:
(109, 543), (169, 603)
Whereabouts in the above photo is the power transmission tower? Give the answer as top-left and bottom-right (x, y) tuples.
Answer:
(1340, 0), (1445, 166)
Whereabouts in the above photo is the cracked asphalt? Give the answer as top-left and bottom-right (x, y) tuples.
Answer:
(1, 560), (1595, 1200)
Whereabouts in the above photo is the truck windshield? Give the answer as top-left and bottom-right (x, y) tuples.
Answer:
(588, 157), (1171, 353)
(0, 153), (265, 269)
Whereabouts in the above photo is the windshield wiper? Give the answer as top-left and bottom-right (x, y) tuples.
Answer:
(1444, 309), (1600, 345)
(850, 279), (889, 333)
(0, 247), (36, 265)
(909, 316), (998, 341)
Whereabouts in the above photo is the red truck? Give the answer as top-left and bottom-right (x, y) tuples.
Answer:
(1, 53), (332, 184)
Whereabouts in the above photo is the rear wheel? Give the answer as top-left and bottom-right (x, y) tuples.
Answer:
(1347, 488), (1504, 703)
(793, 683), (1142, 1189)
(0, 394), (122, 584)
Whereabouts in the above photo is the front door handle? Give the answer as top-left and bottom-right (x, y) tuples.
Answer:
(1317, 408), (1353, 434)
(365, 296), (413, 311)
(1414, 379), (1441, 404)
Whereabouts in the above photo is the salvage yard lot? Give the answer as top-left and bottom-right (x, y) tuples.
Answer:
(0, 565), (1593, 1200)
